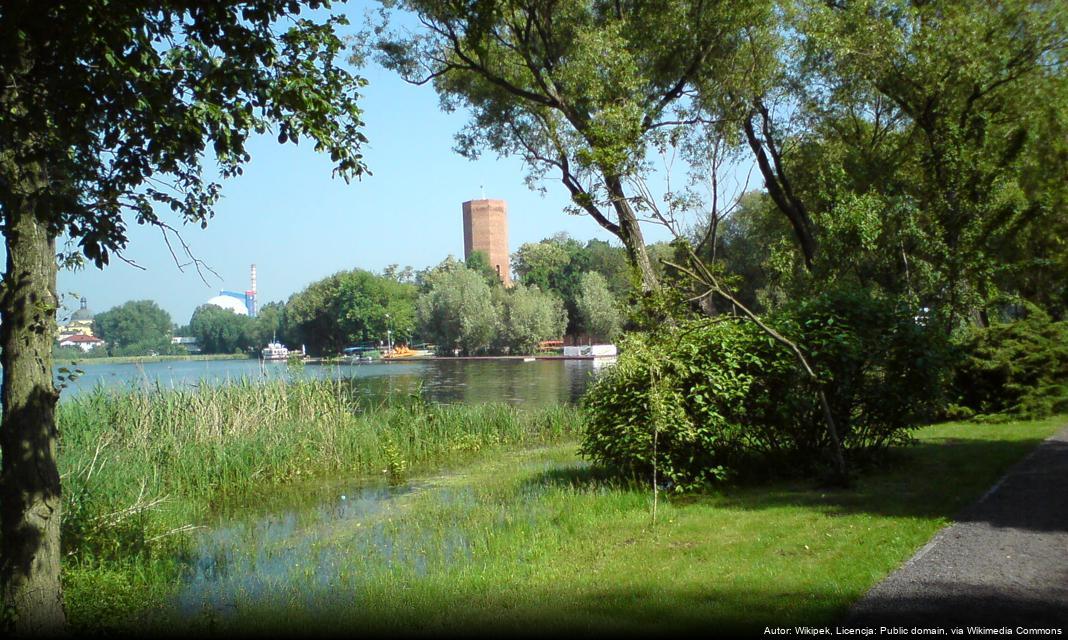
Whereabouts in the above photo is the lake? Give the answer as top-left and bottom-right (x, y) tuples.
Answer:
(56, 357), (610, 407)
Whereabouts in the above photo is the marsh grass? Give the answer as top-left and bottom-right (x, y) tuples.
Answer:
(56, 378), (583, 632)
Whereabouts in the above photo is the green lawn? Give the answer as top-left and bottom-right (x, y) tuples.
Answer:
(147, 416), (1065, 636)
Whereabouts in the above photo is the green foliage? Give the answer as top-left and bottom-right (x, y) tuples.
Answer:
(286, 269), (418, 355)
(1, 1), (368, 268)
(582, 289), (949, 489)
(465, 250), (503, 287)
(787, 289), (954, 447)
(750, 0), (1068, 322)
(188, 304), (255, 354)
(511, 234), (636, 335)
(250, 301), (288, 348)
(416, 262), (501, 355)
(53, 345), (109, 360)
(92, 300), (174, 356)
(500, 284), (568, 354)
(575, 272), (622, 341)
(950, 310), (1068, 421)
(512, 239), (575, 293)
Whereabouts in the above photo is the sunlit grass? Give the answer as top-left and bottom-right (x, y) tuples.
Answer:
(54, 386), (1063, 634)
(145, 417), (1068, 635)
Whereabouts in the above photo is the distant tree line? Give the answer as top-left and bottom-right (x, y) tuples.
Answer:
(67, 234), (646, 359)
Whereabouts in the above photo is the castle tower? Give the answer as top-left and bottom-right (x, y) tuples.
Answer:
(462, 199), (511, 286)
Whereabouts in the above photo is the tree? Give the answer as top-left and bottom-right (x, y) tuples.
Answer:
(91, 300), (174, 356)
(416, 262), (501, 355)
(576, 272), (622, 342)
(251, 301), (289, 348)
(501, 284), (568, 354)
(0, 2), (367, 631)
(582, 239), (631, 299)
(736, 0), (1068, 326)
(368, 1), (772, 293)
(511, 233), (616, 335)
(512, 239), (574, 293)
(337, 269), (417, 346)
(286, 269), (417, 355)
(465, 250), (503, 287)
(381, 263), (416, 285)
(188, 305), (255, 354)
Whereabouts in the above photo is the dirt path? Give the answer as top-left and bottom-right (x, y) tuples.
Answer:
(845, 425), (1068, 626)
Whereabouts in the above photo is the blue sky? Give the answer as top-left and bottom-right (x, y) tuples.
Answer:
(55, 1), (686, 325)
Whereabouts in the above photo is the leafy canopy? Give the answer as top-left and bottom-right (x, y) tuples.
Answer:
(92, 300), (173, 354)
(287, 269), (418, 355)
(188, 304), (256, 354)
(0, 0), (368, 265)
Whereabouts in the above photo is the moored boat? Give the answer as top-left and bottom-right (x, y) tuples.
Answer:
(261, 341), (305, 361)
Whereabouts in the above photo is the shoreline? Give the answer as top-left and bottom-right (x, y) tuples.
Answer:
(58, 353), (617, 367)
(54, 353), (251, 366)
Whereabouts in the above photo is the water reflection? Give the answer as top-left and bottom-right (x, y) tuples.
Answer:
(175, 474), (481, 620)
(58, 358), (602, 407)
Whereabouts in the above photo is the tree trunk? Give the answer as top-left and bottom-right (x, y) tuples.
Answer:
(605, 175), (659, 293)
(0, 181), (66, 634)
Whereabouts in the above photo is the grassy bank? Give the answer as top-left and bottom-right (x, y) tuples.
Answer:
(57, 380), (583, 631)
(54, 383), (1064, 634)
(158, 416), (1065, 636)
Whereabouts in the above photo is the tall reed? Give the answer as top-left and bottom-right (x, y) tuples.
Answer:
(57, 378), (584, 561)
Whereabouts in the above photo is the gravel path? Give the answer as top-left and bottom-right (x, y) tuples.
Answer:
(845, 425), (1068, 627)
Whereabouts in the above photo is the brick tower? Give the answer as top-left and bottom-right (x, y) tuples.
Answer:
(462, 199), (511, 286)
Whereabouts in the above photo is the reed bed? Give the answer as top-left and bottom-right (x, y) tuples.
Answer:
(60, 377), (581, 505)
(56, 378), (583, 620)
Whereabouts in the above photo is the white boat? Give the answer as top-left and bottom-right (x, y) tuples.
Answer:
(261, 341), (290, 361)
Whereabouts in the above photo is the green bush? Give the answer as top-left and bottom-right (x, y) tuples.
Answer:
(580, 289), (950, 489)
(950, 309), (1068, 421)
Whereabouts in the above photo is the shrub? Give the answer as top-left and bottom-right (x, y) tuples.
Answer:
(950, 308), (1068, 421)
(783, 289), (952, 456)
(580, 289), (950, 489)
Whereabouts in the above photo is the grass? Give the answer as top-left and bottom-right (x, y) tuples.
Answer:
(56, 379), (583, 632)
(53, 385), (1065, 635)
(150, 416), (1065, 636)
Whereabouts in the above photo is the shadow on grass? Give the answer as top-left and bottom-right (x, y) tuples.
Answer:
(145, 582), (851, 638)
(525, 432), (1067, 534)
(149, 577), (1067, 638)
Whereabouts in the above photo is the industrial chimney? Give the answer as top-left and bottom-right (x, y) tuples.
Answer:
(245, 264), (258, 317)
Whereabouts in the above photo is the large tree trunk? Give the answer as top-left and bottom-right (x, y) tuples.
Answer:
(0, 179), (66, 634)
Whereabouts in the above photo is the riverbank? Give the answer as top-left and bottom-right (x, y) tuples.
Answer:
(317, 354), (616, 365)
(54, 381), (1066, 634)
(56, 352), (250, 366)
(168, 417), (1064, 635)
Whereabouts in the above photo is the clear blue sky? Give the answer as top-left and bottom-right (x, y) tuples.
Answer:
(55, 1), (683, 326)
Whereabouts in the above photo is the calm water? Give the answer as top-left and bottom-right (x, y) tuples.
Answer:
(174, 451), (589, 623)
(57, 357), (608, 407)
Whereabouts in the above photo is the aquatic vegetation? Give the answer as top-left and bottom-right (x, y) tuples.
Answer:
(55, 379), (584, 631)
